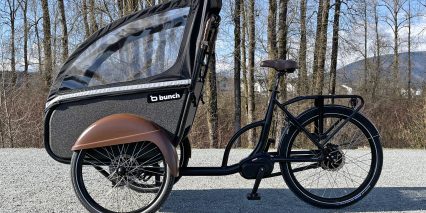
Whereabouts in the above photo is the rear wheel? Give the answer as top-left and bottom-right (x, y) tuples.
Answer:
(71, 141), (174, 213)
(279, 106), (383, 208)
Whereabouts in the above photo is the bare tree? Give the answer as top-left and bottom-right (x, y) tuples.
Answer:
(32, 0), (42, 74)
(126, 0), (139, 13)
(382, 0), (408, 95)
(363, 0), (368, 93)
(19, 0), (29, 78)
(233, 0), (242, 145)
(406, 0), (412, 100)
(58, 0), (68, 62)
(314, 0), (330, 95)
(312, 0), (324, 93)
(206, 52), (219, 148)
(298, 0), (308, 95)
(247, 0), (256, 147)
(41, 0), (53, 87)
(82, 0), (90, 37)
(371, 0), (381, 100)
(241, 0), (248, 116)
(277, 0), (288, 91)
(5, 0), (19, 84)
(117, 0), (124, 17)
(329, 0), (342, 96)
(275, 0), (289, 145)
(267, 0), (278, 91)
(89, 0), (98, 33)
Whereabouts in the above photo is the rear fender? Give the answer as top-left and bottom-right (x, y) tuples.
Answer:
(72, 114), (178, 177)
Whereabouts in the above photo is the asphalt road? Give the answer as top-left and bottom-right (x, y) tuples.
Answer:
(0, 149), (425, 212)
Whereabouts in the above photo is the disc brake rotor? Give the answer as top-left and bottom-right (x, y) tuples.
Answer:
(321, 144), (345, 171)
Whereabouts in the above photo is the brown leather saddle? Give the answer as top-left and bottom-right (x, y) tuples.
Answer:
(260, 59), (298, 73)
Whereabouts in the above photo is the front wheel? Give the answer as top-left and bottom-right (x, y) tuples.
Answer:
(279, 106), (383, 208)
(71, 141), (174, 213)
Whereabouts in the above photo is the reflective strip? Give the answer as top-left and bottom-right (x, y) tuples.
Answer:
(45, 79), (192, 109)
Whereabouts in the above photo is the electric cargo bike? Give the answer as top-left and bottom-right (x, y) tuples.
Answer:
(44, 0), (383, 212)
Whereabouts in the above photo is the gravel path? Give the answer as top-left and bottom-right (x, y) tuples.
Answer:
(0, 149), (426, 212)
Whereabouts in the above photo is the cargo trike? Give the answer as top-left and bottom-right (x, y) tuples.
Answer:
(44, 0), (383, 212)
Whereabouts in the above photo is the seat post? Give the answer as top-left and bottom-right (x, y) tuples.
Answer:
(273, 72), (285, 92)
(255, 71), (285, 155)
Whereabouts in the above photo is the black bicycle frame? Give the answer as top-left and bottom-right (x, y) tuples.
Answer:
(180, 72), (364, 177)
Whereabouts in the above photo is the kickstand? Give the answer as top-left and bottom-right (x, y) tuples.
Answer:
(247, 167), (265, 200)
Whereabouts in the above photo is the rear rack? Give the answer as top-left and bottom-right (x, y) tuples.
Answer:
(278, 95), (365, 147)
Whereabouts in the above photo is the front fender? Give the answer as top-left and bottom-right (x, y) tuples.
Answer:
(72, 114), (178, 177)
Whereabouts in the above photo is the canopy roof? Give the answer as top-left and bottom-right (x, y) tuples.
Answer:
(48, 0), (221, 100)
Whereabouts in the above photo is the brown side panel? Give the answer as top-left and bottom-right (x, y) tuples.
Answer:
(72, 114), (178, 176)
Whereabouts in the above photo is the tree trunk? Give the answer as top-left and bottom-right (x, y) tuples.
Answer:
(312, 0), (324, 94)
(82, 0), (90, 38)
(383, 0), (405, 96)
(33, 0), (42, 74)
(363, 0), (368, 94)
(206, 52), (219, 148)
(52, 8), (59, 71)
(241, 1), (248, 118)
(314, 0), (330, 95)
(267, 0), (277, 91)
(275, 0), (288, 146)
(22, 0), (29, 79)
(117, 0), (124, 17)
(7, 0), (17, 85)
(407, 0), (412, 100)
(247, 0), (256, 148)
(41, 0), (53, 87)
(329, 0), (341, 96)
(89, 0), (98, 33)
(153, 0), (165, 71)
(58, 0), (69, 62)
(267, 0), (278, 142)
(298, 0), (308, 95)
(126, 0), (139, 14)
(372, 2), (381, 100)
(277, 0), (288, 88)
(392, 1), (399, 95)
(234, 0), (242, 146)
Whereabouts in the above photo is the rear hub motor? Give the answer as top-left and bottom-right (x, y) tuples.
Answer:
(321, 144), (345, 171)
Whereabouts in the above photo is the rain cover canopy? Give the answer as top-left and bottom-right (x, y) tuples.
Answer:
(48, 0), (220, 99)
(61, 8), (190, 90)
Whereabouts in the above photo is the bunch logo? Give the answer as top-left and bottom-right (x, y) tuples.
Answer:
(148, 91), (183, 103)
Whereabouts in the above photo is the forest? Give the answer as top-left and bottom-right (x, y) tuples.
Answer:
(0, 0), (426, 149)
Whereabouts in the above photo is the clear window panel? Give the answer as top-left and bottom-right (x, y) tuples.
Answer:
(60, 7), (190, 90)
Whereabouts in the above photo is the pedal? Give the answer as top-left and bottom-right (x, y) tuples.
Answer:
(246, 167), (265, 201)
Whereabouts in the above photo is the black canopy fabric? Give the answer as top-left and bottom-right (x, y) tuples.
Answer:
(48, 0), (221, 100)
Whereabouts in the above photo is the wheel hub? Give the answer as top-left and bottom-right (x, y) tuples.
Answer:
(321, 144), (345, 171)
(109, 154), (141, 186)
(117, 167), (126, 176)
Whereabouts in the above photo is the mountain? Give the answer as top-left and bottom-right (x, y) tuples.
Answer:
(337, 51), (426, 89)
